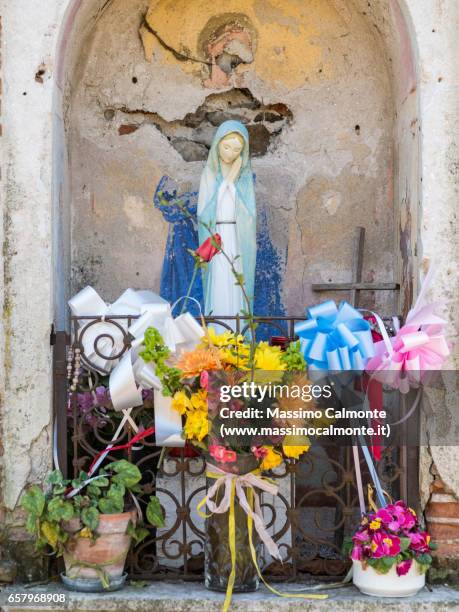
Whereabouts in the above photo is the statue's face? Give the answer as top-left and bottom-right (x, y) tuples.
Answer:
(218, 134), (244, 165)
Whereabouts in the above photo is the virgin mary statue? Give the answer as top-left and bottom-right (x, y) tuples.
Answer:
(197, 120), (256, 321)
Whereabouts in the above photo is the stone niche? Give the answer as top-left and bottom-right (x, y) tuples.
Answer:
(65, 1), (398, 568)
(68, 0), (396, 317)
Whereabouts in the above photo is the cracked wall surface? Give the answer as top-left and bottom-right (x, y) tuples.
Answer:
(68, 0), (396, 316)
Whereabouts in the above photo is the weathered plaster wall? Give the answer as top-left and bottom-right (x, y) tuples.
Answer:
(0, 0), (69, 579)
(68, 0), (396, 316)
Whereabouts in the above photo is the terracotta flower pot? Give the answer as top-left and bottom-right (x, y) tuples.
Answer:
(63, 510), (136, 585)
(353, 560), (426, 597)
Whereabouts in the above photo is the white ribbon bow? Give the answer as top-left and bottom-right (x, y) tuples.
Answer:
(204, 464), (282, 561)
(68, 286), (204, 446)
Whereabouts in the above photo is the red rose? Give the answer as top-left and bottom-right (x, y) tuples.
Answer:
(195, 234), (222, 262)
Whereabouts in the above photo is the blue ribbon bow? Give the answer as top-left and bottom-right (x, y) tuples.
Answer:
(294, 300), (375, 372)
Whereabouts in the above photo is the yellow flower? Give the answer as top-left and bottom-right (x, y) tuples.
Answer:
(172, 390), (190, 415)
(282, 435), (310, 459)
(219, 346), (250, 369)
(189, 389), (208, 411)
(370, 518), (382, 530)
(254, 342), (286, 371)
(184, 409), (208, 442)
(175, 347), (221, 378)
(260, 447), (283, 471)
(200, 327), (245, 348)
(371, 541), (378, 553)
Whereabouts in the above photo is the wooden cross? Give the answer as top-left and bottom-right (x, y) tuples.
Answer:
(312, 227), (399, 308)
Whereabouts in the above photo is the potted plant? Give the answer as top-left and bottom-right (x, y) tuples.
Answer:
(21, 460), (164, 592)
(344, 500), (436, 597)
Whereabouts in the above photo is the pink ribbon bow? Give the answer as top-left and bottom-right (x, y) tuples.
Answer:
(202, 463), (282, 561)
(365, 267), (450, 393)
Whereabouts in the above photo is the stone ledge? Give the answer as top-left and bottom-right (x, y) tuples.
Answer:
(1, 582), (459, 612)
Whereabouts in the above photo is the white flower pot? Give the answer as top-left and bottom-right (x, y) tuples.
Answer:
(352, 560), (426, 597)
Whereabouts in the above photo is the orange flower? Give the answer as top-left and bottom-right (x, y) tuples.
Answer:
(175, 348), (221, 378)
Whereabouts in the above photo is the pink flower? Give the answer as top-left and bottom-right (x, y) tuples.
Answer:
(396, 559), (413, 576)
(223, 450), (237, 462)
(375, 508), (394, 526)
(408, 532), (431, 553)
(370, 532), (401, 558)
(351, 545), (363, 561)
(251, 446), (268, 459)
(209, 444), (237, 463)
(388, 520), (401, 531)
(200, 370), (209, 390)
(353, 530), (370, 543)
(382, 502), (416, 532)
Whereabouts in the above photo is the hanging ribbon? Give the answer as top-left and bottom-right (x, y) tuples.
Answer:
(198, 464), (327, 612)
(294, 300), (375, 372)
(69, 286), (205, 446)
(365, 266), (450, 393)
(87, 427), (155, 475)
(355, 265), (451, 513)
(65, 427), (155, 500)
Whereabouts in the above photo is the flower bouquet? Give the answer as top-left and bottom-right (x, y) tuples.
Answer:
(164, 326), (312, 595)
(345, 500), (436, 597)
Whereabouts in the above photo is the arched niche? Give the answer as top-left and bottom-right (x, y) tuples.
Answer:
(53, 0), (420, 324)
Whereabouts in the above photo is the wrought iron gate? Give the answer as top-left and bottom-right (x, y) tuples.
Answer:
(52, 314), (419, 582)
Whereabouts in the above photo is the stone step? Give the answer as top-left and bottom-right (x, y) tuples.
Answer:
(1, 582), (459, 611)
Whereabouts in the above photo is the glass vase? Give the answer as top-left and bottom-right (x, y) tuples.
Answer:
(204, 454), (261, 593)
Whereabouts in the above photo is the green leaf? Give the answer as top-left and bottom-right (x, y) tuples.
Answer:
(21, 486), (45, 517)
(416, 553), (432, 566)
(87, 484), (102, 497)
(90, 477), (109, 488)
(342, 536), (353, 557)
(25, 514), (38, 535)
(52, 485), (67, 495)
(400, 537), (411, 552)
(146, 497), (165, 528)
(106, 460), (142, 488)
(126, 520), (136, 538)
(47, 470), (64, 486)
(72, 495), (84, 508)
(47, 497), (74, 522)
(381, 556), (397, 569)
(375, 563), (392, 574)
(81, 507), (100, 531)
(133, 527), (149, 545)
(126, 521), (149, 545)
(107, 482), (126, 499)
(98, 497), (123, 514)
(367, 557), (395, 574)
(98, 484), (125, 514)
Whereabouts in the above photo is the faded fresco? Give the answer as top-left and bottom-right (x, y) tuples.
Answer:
(69, 0), (396, 316)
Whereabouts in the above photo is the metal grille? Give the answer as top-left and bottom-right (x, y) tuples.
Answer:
(52, 314), (418, 582)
